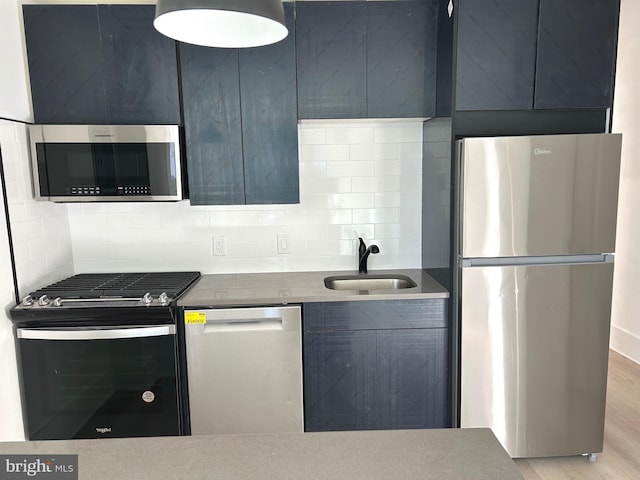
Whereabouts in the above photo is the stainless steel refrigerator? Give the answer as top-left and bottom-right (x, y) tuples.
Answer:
(457, 133), (622, 459)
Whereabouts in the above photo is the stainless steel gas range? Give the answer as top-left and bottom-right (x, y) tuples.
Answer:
(9, 272), (200, 440)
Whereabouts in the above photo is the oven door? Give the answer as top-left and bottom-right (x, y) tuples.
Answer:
(17, 325), (181, 440)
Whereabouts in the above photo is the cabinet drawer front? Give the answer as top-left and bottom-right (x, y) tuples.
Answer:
(303, 300), (447, 332)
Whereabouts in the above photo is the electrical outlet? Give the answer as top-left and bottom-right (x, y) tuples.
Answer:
(277, 234), (290, 255)
(213, 236), (226, 256)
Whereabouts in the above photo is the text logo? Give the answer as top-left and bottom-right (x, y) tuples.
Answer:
(95, 427), (111, 434)
(534, 147), (552, 155)
(0, 455), (77, 479)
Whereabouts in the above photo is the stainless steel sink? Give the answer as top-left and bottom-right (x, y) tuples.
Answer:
(324, 274), (417, 291)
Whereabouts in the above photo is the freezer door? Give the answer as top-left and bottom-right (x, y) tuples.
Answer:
(460, 133), (621, 258)
(460, 262), (613, 458)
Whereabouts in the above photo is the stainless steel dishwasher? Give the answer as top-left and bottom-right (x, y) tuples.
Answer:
(184, 306), (303, 435)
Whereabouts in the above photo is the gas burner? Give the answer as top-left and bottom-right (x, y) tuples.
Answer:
(15, 272), (200, 312)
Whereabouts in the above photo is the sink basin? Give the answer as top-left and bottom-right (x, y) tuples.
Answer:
(324, 274), (417, 291)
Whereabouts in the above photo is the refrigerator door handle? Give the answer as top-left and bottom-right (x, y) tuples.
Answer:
(460, 254), (614, 268)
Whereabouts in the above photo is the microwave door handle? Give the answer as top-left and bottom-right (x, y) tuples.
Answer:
(16, 325), (176, 341)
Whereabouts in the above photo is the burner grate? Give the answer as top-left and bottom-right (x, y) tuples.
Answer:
(29, 272), (201, 299)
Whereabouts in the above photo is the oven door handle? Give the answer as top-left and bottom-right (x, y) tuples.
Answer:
(16, 325), (176, 341)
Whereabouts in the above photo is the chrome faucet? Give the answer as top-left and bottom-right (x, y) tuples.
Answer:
(358, 237), (379, 274)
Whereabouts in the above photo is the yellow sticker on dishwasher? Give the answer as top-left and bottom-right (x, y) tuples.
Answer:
(184, 311), (206, 324)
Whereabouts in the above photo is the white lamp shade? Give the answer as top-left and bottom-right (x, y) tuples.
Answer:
(154, 0), (288, 48)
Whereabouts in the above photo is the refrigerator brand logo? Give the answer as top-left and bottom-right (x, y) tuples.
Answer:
(534, 147), (552, 155)
(1, 455), (77, 479)
(95, 427), (111, 434)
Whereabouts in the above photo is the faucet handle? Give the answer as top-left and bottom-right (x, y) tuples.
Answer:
(358, 237), (366, 252)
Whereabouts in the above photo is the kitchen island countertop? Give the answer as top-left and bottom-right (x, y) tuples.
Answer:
(0, 428), (523, 480)
(178, 268), (448, 307)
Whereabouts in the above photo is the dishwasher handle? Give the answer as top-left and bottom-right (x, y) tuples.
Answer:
(189, 306), (301, 334)
(204, 319), (283, 333)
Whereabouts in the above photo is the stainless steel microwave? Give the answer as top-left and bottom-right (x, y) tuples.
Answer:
(29, 125), (183, 202)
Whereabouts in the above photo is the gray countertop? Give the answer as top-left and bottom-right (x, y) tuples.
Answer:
(0, 429), (523, 480)
(178, 269), (449, 307)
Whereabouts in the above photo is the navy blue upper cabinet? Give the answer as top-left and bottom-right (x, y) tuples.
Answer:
(179, 3), (298, 205)
(534, 0), (620, 110)
(296, 2), (367, 119)
(454, 0), (620, 112)
(23, 6), (106, 124)
(367, 1), (438, 118)
(180, 47), (245, 205)
(455, 0), (538, 111)
(23, 5), (180, 125)
(297, 1), (438, 119)
(98, 5), (181, 124)
(239, 4), (299, 205)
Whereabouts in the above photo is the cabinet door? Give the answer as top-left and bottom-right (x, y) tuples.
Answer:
(534, 0), (619, 110)
(296, 1), (367, 119)
(23, 5), (107, 124)
(179, 46), (245, 205)
(366, 0), (438, 118)
(98, 5), (181, 124)
(303, 330), (377, 432)
(455, 0), (538, 111)
(239, 3), (299, 204)
(376, 329), (449, 429)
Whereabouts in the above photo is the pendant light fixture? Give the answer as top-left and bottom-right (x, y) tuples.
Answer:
(154, 0), (288, 48)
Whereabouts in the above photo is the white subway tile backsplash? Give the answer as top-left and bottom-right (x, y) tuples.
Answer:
(374, 125), (423, 144)
(374, 159), (402, 176)
(328, 193), (375, 209)
(349, 143), (398, 161)
(375, 223), (401, 238)
(299, 144), (350, 162)
(329, 224), (375, 240)
(374, 192), (401, 208)
(353, 208), (399, 224)
(352, 176), (401, 193)
(325, 127), (374, 144)
(326, 160), (376, 178)
(399, 142), (425, 159)
(64, 120), (424, 274)
(298, 127), (326, 145)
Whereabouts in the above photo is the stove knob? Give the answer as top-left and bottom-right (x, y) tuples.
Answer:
(158, 292), (169, 305)
(142, 293), (153, 305)
(53, 297), (63, 307)
(22, 295), (34, 307)
(38, 295), (50, 306)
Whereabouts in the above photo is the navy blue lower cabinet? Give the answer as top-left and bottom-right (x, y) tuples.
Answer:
(303, 300), (449, 432)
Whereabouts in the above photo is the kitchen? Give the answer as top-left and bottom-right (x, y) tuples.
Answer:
(0, 0), (639, 477)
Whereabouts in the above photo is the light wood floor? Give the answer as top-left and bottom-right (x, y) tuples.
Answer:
(515, 350), (640, 479)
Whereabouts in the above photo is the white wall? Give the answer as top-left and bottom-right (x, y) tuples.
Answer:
(68, 120), (424, 274)
(2, 122), (74, 297)
(0, 120), (75, 442)
(0, 0), (31, 122)
(0, 148), (23, 442)
(611, 0), (640, 364)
